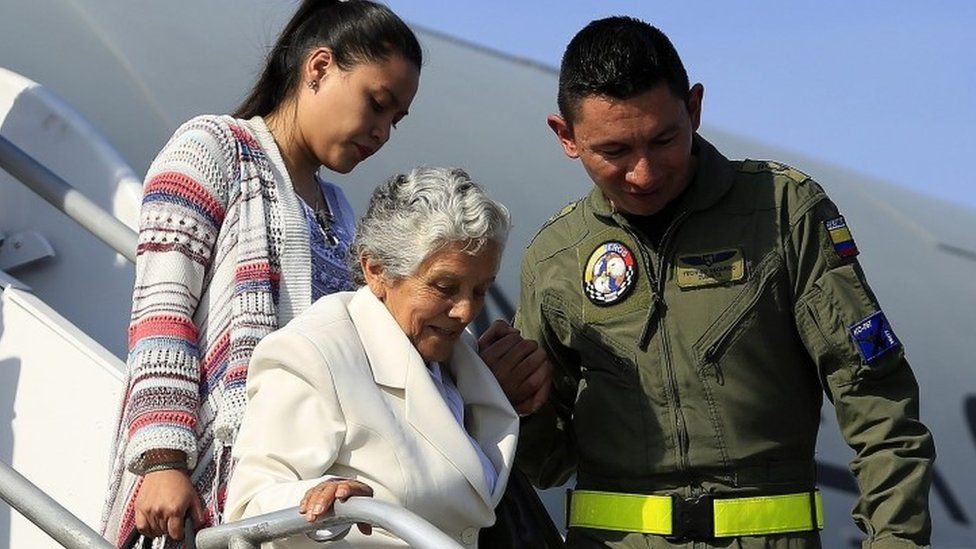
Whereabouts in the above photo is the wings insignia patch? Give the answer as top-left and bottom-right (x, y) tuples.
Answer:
(676, 249), (745, 288)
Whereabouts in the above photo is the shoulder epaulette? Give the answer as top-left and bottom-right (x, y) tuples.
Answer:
(548, 200), (580, 225)
(526, 199), (583, 249)
(739, 159), (812, 184)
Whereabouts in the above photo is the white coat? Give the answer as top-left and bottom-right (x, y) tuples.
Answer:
(225, 287), (519, 548)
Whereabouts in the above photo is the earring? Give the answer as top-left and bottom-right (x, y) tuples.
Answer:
(306, 79), (318, 91)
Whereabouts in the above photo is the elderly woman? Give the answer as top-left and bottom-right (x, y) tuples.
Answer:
(225, 167), (518, 548)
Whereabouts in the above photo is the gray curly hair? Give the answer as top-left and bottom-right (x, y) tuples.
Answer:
(350, 167), (512, 285)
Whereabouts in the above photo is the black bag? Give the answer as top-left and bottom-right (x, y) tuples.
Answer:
(479, 468), (564, 548)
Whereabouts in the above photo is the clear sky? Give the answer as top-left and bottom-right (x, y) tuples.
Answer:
(387, 1), (976, 209)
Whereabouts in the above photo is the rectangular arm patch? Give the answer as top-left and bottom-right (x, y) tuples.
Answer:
(849, 311), (900, 363)
(825, 216), (859, 258)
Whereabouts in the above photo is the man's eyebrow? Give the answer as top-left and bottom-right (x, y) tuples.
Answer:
(589, 122), (682, 148)
(589, 137), (627, 148)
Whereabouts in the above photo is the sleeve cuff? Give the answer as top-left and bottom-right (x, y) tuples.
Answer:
(125, 425), (198, 474)
(862, 534), (928, 549)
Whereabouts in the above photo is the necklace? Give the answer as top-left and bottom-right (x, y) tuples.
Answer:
(306, 186), (339, 246)
(313, 206), (339, 246)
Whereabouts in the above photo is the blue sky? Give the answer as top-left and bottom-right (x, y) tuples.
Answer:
(387, 1), (976, 208)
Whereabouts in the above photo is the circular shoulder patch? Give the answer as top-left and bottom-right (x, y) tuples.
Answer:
(583, 241), (637, 306)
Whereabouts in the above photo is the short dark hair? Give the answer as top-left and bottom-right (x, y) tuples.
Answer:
(557, 17), (689, 123)
(234, 0), (422, 119)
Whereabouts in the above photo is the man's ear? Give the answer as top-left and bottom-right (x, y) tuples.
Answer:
(686, 83), (705, 132)
(547, 114), (580, 159)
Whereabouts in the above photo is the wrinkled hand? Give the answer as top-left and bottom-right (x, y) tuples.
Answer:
(478, 319), (552, 416)
(135, 468), (206, 541)
(300, 479), (374, 535)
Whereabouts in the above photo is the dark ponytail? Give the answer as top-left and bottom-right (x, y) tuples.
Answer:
(234, 0), (422, 119)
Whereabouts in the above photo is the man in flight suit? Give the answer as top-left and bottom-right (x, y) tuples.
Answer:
(513, 16), (935, 548)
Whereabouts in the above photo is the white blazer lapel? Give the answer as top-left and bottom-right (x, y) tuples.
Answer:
(450, 333), (520, 507)
(348, 287), (409, 389)
(403, 358), (493, 502)
(347, 288), (495, 503)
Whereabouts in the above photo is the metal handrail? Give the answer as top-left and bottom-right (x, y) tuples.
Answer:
(0, 134), (137, 263)
(197, 499), (465, 549)
(0, 460), (114, 549)
(2, 456), (464, 549)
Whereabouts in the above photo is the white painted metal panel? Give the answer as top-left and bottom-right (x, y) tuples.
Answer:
(1, 277), (124, 549)
(0, 68), (141, 359)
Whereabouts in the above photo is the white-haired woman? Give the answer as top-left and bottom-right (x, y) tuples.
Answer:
(226, 167), (519, 548)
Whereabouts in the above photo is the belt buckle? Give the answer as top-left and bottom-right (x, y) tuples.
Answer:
(669, 493), (715, 542)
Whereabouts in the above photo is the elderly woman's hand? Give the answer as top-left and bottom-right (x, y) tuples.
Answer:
(300, 479), (374, 535)
(478, 320), (553, 416)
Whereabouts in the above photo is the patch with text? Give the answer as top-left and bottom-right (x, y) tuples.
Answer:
(825, 216), (859, 258)
(849, 311), (900, 363)
(583, 241), (637, 306)
(675, 249), (745, 288)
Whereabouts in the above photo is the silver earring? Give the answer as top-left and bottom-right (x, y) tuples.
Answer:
(306, 79), (318, 91)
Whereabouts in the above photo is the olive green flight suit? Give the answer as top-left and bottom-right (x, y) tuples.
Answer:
(514, 135), (935, 548)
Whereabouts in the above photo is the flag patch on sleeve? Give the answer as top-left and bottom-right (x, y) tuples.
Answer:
(849, 311), (900, 363)
(825, 216), (858, 258)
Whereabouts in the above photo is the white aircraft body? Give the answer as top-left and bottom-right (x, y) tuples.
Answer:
(1, 2), (973, 547)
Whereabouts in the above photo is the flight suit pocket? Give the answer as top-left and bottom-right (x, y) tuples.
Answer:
(576, 327), (635, 375)
(692, 251), (783, 367)
(686, 251), (816, 462)
(571, 328), (654, 475)
(796, 262), (902, 387)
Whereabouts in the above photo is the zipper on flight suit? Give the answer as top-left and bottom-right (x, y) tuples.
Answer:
(656, 212), (693, 471)
(629, 235), (659, 351)
(623, 211), (693, 471)
(701, 253), (781, 365)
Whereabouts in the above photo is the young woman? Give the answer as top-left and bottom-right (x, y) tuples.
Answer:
(101, 2), (421, 546)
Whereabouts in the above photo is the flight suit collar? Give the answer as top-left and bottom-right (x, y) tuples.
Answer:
(680, 134), (737, 214)
(585, 133), (736, 223)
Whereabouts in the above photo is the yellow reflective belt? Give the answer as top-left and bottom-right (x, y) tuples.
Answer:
(568, 490), (824, 537)
(569, 490), (673, 535)
(713, 491), (823, 537)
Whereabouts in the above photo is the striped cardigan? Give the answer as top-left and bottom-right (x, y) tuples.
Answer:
(101, 115), (324, 547)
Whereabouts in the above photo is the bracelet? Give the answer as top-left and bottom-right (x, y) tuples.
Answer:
(142, 448), (187, 463)
(142, 460), (188, 475)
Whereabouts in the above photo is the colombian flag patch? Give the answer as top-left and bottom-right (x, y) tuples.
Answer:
(825, 216), (858, 258)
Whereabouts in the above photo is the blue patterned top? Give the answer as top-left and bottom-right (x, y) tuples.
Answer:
(297, 178), (356, 301)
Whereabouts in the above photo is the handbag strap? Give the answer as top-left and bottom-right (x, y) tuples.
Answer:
(118, 516), (197, 549)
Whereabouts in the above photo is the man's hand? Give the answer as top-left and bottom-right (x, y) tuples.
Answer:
(478, 319), (552, 416)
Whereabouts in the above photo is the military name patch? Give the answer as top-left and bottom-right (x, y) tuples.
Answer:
(825, 216), (858, 258)
(583, 241), (637, 306)
(675, 249), (745, 288)
(849, 311), (900, 363)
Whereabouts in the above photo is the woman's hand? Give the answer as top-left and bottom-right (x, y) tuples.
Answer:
(300, 479), (374, 535)
(134, 468), (207, 540)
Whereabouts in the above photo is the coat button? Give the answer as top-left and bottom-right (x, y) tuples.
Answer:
(461, 527), (478, 545)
